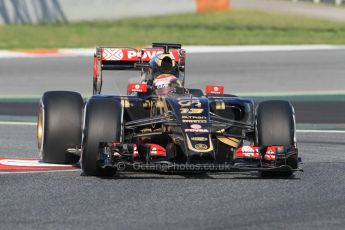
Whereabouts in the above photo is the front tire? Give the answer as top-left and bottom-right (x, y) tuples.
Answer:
(255, 100), (296, 177)
(81, 97), (122, 177)
(38, 91), (83, 164)
(256, 100), (295, 147)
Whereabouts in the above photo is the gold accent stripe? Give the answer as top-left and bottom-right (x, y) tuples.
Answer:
(217, 136), (241, 148)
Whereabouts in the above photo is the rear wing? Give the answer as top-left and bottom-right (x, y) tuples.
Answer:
(93, 43), (186, 95)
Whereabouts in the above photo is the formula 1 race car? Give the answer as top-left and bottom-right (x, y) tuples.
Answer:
(37, 43), (301, 177)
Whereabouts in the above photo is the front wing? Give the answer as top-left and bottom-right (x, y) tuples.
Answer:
(98, 142), (302, 173)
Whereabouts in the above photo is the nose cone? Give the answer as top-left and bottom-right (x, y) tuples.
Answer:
(185, 126), (216, 162)
(167, 97), (216, 162)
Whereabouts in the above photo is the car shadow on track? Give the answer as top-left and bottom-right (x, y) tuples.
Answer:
(88, 172), (301, 180)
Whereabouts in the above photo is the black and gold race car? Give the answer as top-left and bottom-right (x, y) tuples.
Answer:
(37, 43), (301, 177)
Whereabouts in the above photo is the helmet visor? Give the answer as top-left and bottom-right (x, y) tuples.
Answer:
(156, 86), (174, 96)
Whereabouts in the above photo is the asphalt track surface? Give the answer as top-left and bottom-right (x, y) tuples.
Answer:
(0, 50), (345, 230)
(0, 125), (345, 230)
(1, 50), (345, 96)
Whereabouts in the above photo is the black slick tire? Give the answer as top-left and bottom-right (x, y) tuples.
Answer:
(81, 97), (122, 177)
(38, 91), (83, 164)
(255, 100), (296, 178)
(256, 100), (295, 147)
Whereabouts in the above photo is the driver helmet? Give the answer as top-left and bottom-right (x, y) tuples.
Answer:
(153, 74), (184, 96)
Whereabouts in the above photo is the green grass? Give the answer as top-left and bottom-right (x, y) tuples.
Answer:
(1, 9), (345, 49)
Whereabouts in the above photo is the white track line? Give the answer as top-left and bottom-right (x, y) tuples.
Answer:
(1, 45), (345, 59)
(185, 45), (345, 53)
(0, 121), (36, 126)
(296, 130), (345, 134)
(0, 169), (80, 174)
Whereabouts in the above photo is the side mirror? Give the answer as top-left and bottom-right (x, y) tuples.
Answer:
(205, 85), (224, 95)
(127, 83), (147, 93)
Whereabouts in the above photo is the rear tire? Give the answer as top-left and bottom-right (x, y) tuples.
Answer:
(255, 100), (296, 178)
(81, 97), (122, 177)
(38, 91), (83, 164)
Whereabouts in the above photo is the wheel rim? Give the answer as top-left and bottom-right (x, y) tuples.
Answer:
(37, 106), (44, 156)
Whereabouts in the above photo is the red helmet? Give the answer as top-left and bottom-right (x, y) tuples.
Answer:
(153, 74), (184, 96)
